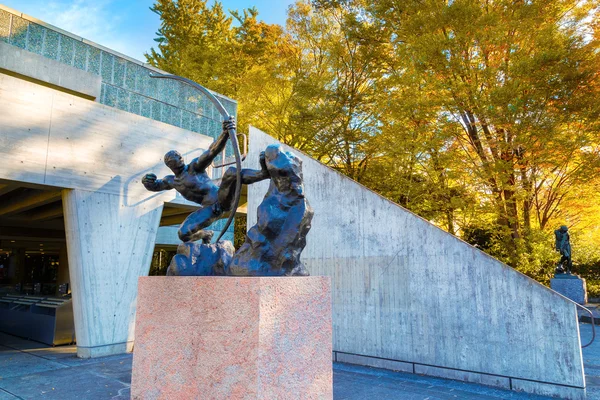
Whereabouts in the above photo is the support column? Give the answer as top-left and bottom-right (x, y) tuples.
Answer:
(62, 189), (163, 358)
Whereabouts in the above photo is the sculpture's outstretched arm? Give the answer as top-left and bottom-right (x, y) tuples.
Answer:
(142, 173), (174, 192)
(192, 119), (235, 173)
(242, 151), (270, 183)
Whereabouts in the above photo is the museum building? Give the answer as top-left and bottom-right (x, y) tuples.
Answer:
(0, 4), (237, 357)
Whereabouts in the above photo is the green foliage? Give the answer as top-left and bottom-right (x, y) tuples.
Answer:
(586, 281), (600, 298)
(513, 230), (559, 286)
(573, 239), (600, 293)
(147, 0), (285, 133)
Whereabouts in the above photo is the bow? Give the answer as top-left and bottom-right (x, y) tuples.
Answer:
(149, 73), (242, 243)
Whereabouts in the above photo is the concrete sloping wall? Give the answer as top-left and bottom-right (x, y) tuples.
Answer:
(246, 127), (585, 399)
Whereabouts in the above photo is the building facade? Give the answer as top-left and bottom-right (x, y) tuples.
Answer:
(0, 4), (235, 357)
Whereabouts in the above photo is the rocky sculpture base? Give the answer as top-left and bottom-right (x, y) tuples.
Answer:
(229, 145), (314, 276)
(167, 240), (234, 276)
(551, 274), (587, 305)
(131, 276), (333, 399)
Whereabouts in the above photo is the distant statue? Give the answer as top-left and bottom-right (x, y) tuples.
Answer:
(554, 225), (572, 274)
(142, 119), (269, 243)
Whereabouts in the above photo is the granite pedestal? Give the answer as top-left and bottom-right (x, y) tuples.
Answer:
(131, 276), (332, 400)
(551, 274), (587, 305)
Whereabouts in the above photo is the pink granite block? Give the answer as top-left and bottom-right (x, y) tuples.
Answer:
(131, 276), (332, 400)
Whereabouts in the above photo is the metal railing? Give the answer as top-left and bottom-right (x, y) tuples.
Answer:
(577, 303), (596, 348)
(549, 285), (596, 348)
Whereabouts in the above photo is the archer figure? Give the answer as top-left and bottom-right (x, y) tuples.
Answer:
(142, 118), (269, 243)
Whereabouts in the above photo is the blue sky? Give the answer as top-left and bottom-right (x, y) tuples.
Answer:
(2, 0), (295, 61)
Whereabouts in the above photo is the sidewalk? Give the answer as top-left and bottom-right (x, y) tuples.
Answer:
(1, 327), (597, 399)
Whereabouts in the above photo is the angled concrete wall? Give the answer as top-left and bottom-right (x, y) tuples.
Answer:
(246, 127), (585, 399)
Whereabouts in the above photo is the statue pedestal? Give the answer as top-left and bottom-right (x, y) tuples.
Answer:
(550, 274), (587, 305)
(131, 276), (332, 399)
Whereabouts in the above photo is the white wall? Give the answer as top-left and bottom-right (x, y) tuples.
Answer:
(246, 127), (585, 399)
(0, 72), (211, 205)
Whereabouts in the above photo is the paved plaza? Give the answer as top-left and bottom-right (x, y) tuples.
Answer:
(0, 323), (597, 399)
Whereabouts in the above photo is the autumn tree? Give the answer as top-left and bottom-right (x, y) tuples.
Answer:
(243, 1), (391, 181)
(146, 0), (285, 132)
(350, 0), (600, 263)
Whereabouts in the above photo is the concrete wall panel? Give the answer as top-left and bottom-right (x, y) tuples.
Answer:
(0, 72), (228, 357)
(0, 73), (211, 207)
(0, 41), (102, 99)
(0, 73), (52, 183)
(246, 127), (585, 399)
(0, 5), (237, 137)
(63, 189), (163, 358)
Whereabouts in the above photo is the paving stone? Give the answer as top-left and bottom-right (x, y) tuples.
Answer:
(0, 357), (130, 400)
(333, 363), (553, 399)
(511, 379), (585, 400)
(22, 345), (77, 360)
(47, 353), (131, 368)
(414, 364), (510, 390)
(0, 347), (67, 379)
(583, 322), (600, 400)
(335, 367), (493, 400)
(0, 389), (18, 399)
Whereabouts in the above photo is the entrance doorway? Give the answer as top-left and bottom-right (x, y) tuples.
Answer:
(0, 179), (73, 346)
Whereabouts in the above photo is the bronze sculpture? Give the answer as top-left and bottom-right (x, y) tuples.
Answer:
(554, 225), (572, 274)
(142, 119), (270, 243)
(149, 73), (243, 242)
(142, 74), (313, 277)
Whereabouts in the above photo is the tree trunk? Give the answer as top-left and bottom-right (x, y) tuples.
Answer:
(446, 209), (455, 235)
